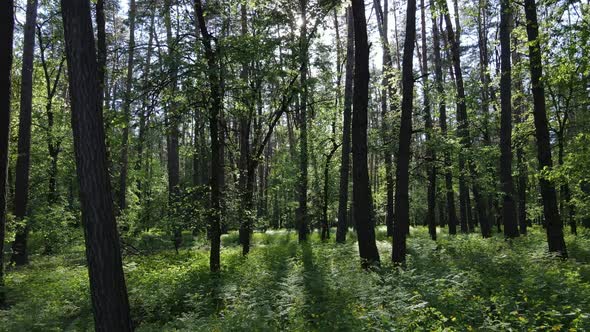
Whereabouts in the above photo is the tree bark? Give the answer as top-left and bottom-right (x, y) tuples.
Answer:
(61, 0), (133, 329)
(297, 0), (309, 242)
(11, 0), (38, 266)
(440, 0), (491, 238)
(118, 0), (136, 211)
(499, 0), (519, 238)
(336, 6), (354, 243)
(392, 0), (416, 264)
(524, 0), (566, 256)
(164, 0), (182, 252)
(351, 0), (380, 268)
(0, 0), (14, 307)
(430, 0), (457, 235)
(420, 0), (437, 241)
(196, 0), (223, 271)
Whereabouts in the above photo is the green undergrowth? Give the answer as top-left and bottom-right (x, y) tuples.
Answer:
(1, 227), (590, 331)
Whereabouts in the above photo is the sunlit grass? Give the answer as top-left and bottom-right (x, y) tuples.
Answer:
(1, 226), (590, 331)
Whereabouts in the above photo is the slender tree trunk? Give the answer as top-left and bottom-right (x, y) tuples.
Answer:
(419, 0), (436, 241)
(441, 0), (491, 238)
(118, 0), (136, 212)
(96, 0), (106, 109)
(374, 0), (395, 238)
(0, 0), (14, 307)
(392, 0), (416, 264)
(524, 0), (566, 256)
(61, 1), (133, 329)
(11, 0), (38, 266)
(499, 0), (519, 238)
(337, 7), (354, 243)
(351, 0), (380, 268)
(165, 0), (182, 251)
(297, 0), (309, 242)
(196, 0), (223, 271)
(430, 0), (457, 235)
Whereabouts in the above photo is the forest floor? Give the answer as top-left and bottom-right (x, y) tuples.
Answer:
(1, 226), (590, 331)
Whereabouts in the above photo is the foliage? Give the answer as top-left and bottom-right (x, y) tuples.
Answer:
(2, 227), (590, 331)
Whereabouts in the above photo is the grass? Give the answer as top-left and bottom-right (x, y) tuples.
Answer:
(1, 226), (590, 331)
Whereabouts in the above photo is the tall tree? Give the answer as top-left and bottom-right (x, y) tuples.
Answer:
(419, 0), (436, 241)
(374, 0), (395, 238)
(351, 0), (380, 268)
(96, 0), (106, 108)
(499, 0), (519, 238)
(336, 6), (354, 243)
(11, 0), (38, 266)
(60, 0), (133, 329)
(118, 0), (137, 211)
(392, 0), (416, 264)
(441, 0), (491, 238)
(523, 0), (567, 256)
(297, 0), (309, 242)
(0, 0), (14, 307)
(164, 0), (182, 251)
(195, 0), (223, 271)
(430, 0), (457, 235)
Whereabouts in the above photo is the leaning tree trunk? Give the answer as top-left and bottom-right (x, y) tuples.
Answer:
(0, 0), (14, 307)
(499, 0), (519, 238)
(392, 0), (416, 264)
(524, 0), (566, 256)
(351, 0), (380, 268)
(336, 6), (354, 243)
(61, 0), (133, 329)
(430, 0), (458, 235)
(11, 0), (38, 266)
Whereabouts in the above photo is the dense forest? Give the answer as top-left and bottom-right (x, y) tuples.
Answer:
(1, 0), (590, 330)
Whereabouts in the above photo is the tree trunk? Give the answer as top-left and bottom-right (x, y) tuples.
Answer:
(441, 0), (491, 238)
(430, 0), (457, 235)
(164, 0), (182, 252)
(419, 0), (436, 241)
(297, 0), (309, 243)
(499, 0), (519, 238)
(524, 0), (567, 256)
(118, 0), (136, 212)
(96, 0), (106, 109)
(196, 0), (223, 272)
(0, 0), (14, 307)
(11, 0), (38, 266)
(374, 0), (395, 238)
(336, 6), (354, 243)
(392, 0), (416, 264)
(61, 0), (133, 329)
(351, 0), (380, 268)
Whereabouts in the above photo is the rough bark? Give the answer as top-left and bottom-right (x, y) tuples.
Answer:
(351, 0), (380, 268)
(61, 0), (133, 329)
(336, 6), (354, 243)
(0, 0), (14, 307)
(524, 0), (566, 256)
(11, 0), (38, 266)
(392, 0), (416, 264)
